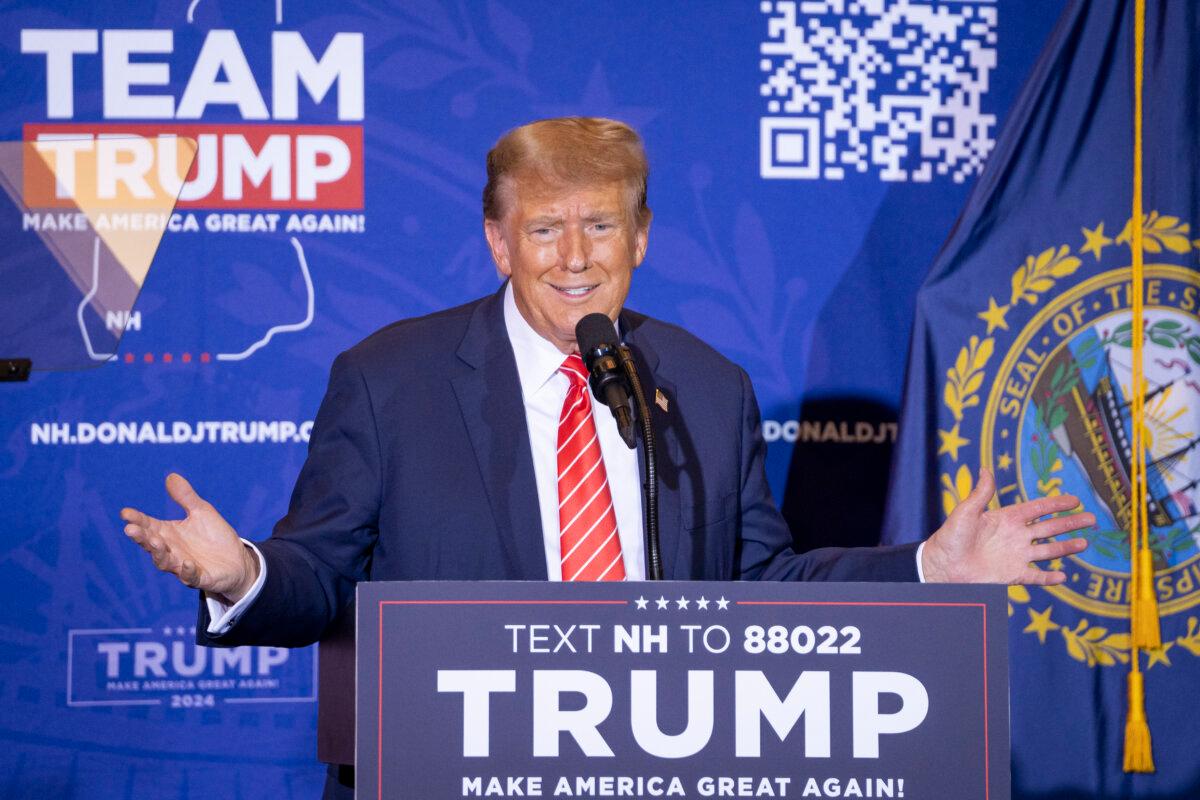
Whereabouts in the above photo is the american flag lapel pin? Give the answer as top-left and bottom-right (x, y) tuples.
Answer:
(655, 388), (669, 413)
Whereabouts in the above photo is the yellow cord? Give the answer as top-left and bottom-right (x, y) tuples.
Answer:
(1124, 0), (1155, 774)
(1129, 0), (1160, 652)
(1130, 0), (1144, 615)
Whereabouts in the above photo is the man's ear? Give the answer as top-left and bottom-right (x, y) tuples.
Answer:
(633, 210), (652, 267)
(484, 218), (512, 277)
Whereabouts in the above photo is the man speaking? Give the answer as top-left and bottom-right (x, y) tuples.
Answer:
(121, 117), (1092, 796)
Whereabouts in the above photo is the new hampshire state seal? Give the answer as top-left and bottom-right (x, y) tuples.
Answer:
(939, 211), (1200, 668)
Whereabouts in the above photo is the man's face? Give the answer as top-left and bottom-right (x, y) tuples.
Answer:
(484, 180), (650, 354)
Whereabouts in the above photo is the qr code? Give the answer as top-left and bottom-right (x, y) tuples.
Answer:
(759, 0), (998, 183)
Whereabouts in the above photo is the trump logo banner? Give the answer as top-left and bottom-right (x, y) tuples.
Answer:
(357, 581), (1009, 800)
(0, 1), (1069, 797)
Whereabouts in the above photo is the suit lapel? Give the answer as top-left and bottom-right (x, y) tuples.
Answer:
(621, 312), (684, 580)
(450, 289), (548, 580)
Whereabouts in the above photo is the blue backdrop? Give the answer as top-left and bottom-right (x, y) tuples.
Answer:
(0, 1), (1063, 797)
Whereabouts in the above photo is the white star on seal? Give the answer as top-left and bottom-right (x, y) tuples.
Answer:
(716, 597), (730, 610)
(676, 596), (690, 610)
(635, 596), (649, 610)
(695, 596), (710, 610)
(656, 596), (669, 610)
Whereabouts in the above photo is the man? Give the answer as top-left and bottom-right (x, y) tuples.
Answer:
(121, 117), (1092, 796)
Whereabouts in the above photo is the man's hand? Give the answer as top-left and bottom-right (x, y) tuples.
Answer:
(922, 468), (1093, 584)
(120, 473), (259, 604)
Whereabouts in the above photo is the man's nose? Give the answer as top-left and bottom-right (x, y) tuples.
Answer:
(560, 226), (588, 272)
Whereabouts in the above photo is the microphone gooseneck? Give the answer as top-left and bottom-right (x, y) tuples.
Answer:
(617, 344), (662, 581)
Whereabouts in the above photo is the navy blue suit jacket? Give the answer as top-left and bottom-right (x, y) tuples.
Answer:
(197, 286), (918, 762)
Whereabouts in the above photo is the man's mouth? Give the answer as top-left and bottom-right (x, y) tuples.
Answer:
(551, 284), (598, 298)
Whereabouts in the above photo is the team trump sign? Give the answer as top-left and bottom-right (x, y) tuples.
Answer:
(357, 582), (1008, 800)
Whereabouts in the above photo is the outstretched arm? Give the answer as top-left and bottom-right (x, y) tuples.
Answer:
(921, 468), (1092, 584)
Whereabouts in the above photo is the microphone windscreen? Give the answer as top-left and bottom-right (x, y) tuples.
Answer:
(575, 313), (618, 356)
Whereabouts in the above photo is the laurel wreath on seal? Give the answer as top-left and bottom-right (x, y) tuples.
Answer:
(938, 212), (1200, 669)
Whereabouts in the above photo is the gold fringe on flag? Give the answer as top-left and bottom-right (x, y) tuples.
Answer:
(1124, 0), (1158, 774)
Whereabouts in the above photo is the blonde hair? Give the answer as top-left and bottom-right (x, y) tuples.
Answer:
(482, 117), (650, 224)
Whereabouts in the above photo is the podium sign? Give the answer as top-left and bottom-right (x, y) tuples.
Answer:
(357, 581), (1009, 800)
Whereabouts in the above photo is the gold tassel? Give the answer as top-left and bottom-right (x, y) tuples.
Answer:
(1131, 548), (1161, 649)
(1123, 669), (1155, 773)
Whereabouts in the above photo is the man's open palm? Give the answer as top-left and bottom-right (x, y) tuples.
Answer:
(120, 473), (257, 603)
(922, 468), (1093, 584)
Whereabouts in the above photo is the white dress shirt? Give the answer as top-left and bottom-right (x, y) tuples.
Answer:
(502, 282), (646, 581)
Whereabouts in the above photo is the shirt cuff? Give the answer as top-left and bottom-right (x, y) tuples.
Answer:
(204, 540), (267, 635)
(915, 541), (927, 583)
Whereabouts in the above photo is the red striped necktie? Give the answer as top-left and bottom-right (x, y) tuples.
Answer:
(557, 353), (625, 581)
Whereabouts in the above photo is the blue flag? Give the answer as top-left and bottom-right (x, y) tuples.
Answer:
(884, 0), (1200, 796)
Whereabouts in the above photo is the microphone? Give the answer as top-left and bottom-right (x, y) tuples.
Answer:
(575, 313), (636, 449)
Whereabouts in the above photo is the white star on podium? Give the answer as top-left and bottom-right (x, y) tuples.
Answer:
(676, 596), (690, 610)
(695, 596), (710, 610)
(635, 596), (649, 610)
(716, 597), (730, 610)
(655, 596), (669, 610)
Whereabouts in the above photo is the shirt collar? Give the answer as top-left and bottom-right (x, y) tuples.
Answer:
(502, 281), (620, 398)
